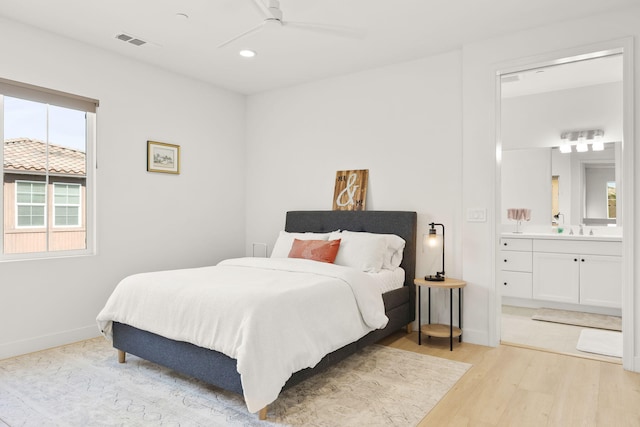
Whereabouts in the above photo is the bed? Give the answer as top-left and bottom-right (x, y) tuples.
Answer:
(97, 210), (417, 420)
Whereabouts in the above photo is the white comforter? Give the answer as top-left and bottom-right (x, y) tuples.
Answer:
(96, 257), (388, 413)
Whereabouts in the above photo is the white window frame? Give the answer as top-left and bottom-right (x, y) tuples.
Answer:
(53, 182), (82, 227)
(15, 180), (47, 228)
(0, 77), (97, 261)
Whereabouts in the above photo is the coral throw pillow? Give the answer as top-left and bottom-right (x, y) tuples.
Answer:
(288, 239), (341, 263)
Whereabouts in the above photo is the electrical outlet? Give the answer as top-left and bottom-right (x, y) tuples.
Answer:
(467, 208), (486, 222)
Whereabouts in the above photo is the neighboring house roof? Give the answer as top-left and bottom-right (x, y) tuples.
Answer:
(3, 138), (85, 176)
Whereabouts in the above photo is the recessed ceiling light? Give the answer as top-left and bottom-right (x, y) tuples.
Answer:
(239, 49), (256, 58)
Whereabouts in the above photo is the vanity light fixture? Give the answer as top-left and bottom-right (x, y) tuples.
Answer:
(424, 222), (445, 282)
(575, 131), (588, 152)
(559, 143), (572, 153)
(591, 130), (605, 151)
(559, 129), (605, 153)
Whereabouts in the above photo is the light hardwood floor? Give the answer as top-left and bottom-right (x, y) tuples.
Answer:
(379, 330), (640, 427)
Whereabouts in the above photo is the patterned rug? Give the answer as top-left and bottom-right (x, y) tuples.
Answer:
(0, 338), (470, 426)
(532, 308), (622, 331)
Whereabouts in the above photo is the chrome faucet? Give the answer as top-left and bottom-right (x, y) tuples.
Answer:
(553, 212), (564, 225)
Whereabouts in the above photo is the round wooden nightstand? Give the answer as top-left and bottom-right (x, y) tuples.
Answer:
(414, 277), (466, 351)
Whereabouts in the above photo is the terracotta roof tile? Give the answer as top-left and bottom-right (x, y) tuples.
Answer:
(3, 138), (85, 176)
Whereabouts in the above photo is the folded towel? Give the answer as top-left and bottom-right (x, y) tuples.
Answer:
(507, 208), (531, 221)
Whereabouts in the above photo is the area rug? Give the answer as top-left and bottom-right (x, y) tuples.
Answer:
(532, 308), (622, 331)
(0, 338), (470, 426)
(576, 328), (623, 358)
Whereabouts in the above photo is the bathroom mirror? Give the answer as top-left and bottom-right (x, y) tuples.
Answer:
(551, 142), (619, 226)
(500, 53), (623, 228)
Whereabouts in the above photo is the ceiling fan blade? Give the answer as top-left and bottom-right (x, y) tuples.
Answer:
(217, 22), (265, 48)
(249, 0), (271, 19)
(283, 21), (365, 39)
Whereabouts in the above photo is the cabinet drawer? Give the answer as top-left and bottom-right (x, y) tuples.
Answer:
(500, 271), (532, 299)
(500, 238), (532, 251)
(500, 250), (532, 272)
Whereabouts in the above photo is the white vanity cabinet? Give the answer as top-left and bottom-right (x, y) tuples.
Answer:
(499, 238), (533, 299)
(532, 239), (622, 308)
(532, 252), (579, 303)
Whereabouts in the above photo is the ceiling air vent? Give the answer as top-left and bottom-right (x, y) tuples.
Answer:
(501, 74), (520, 83)
(115, 33), (147, 46)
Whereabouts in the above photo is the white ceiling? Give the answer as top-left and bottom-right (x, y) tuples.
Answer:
(501, 54), (624, 98)
(0, 0), (637, 94)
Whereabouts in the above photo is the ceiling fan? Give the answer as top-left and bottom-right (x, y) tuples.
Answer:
(217, 0), (364, 48)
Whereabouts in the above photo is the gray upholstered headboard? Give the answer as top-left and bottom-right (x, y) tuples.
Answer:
(284, 210), (417, 288)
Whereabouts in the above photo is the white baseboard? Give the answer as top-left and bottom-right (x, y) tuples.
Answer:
(0, 325), (101, 360)
(460, 327), (490, 347)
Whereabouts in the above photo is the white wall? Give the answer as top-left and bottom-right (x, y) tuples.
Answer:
(502, 82), (623, 150)
(245, 51), (466, 332)
(501, 148), (551, 227)
(462, 6), (640, 368)
(0, 18), (247, 359)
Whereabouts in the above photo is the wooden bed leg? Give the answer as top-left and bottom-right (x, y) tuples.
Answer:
(406, 323), (413, 334)
(117, 349), (126, 364)
(258, 406), (267, 420)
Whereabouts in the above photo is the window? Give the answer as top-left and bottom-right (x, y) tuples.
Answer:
(16, 181), (46, 227)
(53, 183), (81, 227)
(607, 181), (617, 219)
(1, 78), (97, 258)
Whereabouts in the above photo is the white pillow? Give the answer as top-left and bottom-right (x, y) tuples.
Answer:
(383, 233), (406, 270)
(328, 230), (385, 273)
(329, 230), (405, 272)
(270, 231), (332, 258)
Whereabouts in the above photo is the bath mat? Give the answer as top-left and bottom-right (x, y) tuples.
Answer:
(576, 328), (623, 358)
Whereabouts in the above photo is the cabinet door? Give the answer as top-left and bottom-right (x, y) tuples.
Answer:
(500, 271), (532, 298)
(533, 252), (579, 303)
(579, 255), (622, 308)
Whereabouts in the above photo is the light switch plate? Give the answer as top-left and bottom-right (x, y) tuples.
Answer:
(467, 208), (487, 222)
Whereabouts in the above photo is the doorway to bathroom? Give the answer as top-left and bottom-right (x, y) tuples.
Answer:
(495, 41), (633, 365)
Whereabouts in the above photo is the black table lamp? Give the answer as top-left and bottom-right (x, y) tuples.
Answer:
(425, 222), (445, 281)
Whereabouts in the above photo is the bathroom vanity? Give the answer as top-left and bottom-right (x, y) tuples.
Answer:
(500, 232), (622, 312)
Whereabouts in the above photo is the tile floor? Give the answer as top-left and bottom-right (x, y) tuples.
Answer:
(500, 304), (622, 363)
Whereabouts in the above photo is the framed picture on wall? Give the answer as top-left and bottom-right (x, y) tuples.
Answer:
(147, 140), (180, 174)
(332, 169), (368, 211)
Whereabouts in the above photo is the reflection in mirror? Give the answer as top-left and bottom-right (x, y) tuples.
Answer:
(500, 53), (623, 232)
(551, 142), (618, 226)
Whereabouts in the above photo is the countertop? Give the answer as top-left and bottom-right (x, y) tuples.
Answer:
(501, 232), (622, 242)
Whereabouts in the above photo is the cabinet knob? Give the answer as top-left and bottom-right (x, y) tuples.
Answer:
(504, 259), (507, 262)
(503, 242), (507, 246)
(581, 258), (585, 262)
(574, 258), (578, 262)
(503, 282), (508, 286)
